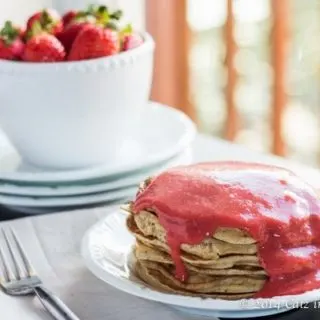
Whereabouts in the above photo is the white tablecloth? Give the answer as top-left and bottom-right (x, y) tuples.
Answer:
(1, 134), (320, 320)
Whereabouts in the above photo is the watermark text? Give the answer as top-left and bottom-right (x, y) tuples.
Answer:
(239, 299), (320, 310)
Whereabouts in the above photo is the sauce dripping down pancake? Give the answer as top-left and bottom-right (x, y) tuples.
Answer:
(133, 161), (320, 298)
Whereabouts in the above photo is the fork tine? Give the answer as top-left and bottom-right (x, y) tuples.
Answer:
(0, 245), (15, 282)
(2, 229), (27, 280)
(10, 228), (35, 277)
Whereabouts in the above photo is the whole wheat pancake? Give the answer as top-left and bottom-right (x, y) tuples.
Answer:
(123, 203), (256, 245)
(138, 260), (265, 293)
(134, 243), (266, 276)
(127, 213), (260, 268)
(127, 211), (258, 257)
(124, 177), (268, 300)
(133, 233), (260, 268)
(135, 261), (258, 300)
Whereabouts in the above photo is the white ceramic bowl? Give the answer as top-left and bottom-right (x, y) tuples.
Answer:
(0, 33), (154, 169)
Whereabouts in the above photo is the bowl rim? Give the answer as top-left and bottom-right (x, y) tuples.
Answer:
(0, 32), (154, 73)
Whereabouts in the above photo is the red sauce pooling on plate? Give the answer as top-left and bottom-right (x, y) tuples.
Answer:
(132, 162), (320, 297)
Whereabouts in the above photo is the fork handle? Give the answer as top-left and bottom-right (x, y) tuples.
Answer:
(34, 286), (80, 320)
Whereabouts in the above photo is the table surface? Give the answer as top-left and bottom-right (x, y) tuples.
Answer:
(1, 134), (320, 320)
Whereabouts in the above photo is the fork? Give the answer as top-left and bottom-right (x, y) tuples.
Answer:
(0, 227), (80, 320)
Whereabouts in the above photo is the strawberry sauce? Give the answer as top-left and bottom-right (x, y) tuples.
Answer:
(132, 162), (320, 297)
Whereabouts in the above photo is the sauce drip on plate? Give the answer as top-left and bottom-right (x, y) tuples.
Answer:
(133, 162), (320, 297)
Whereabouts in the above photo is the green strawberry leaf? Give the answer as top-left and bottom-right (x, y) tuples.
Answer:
(41, 9), (53, 26)
(31, 21), (43, 35)
(97, 6), (110, 23)
(105, 21), (118, 31)
(97, 5), (108, 14)
(0, 21), (19, 45)
(85, 4), (123, 27)
(110, 10), (123, 21)
(119, 24), (133, 37)
(25, 21), (42, 41)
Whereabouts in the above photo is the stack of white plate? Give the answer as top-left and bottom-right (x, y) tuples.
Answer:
(0, 103), (196, 215)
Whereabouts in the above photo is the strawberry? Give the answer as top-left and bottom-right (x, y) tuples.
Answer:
(26, 9), (63, 36)
(62, 10), (78, 26)
(0, 21), (24, 60)
(57, 22), (88, 53)
(23, 33), (65, 62)
(68, 24), (119, 61)
(0, 39), (24, 60)
(122, 33), (143, 51)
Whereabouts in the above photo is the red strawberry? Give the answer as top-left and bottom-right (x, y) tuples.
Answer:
(23, 33), (65, 62)
(57, 22), (88, 53)
(68, 24), (119, 61)
(62, 10), (78, 26)
(0, 38), (24, 60)
(0, 21), (25, 60)
(122, 33), (143, 51)
(27, 9), (63, 36)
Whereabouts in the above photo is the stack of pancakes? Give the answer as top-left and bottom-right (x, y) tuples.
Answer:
(125, 180), (268, 300)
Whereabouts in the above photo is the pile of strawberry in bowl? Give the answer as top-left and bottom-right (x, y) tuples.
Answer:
(0, 5), (144, 62)
(0, 5), (154, 169)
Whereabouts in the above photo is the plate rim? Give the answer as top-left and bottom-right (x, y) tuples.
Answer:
(0, 149), (192, 196)
(81, 210), (320, 312)
(0, 102), (196, 183)
(0, 187), (136, 207)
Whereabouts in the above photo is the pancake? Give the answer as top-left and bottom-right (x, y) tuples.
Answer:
(136, 261), (264, 297)
(131, 210), (258, 257)
(125, 162), (320, 299)
(134, 243), (266, 276)
(123, 203), (256, 245)
(135, 261), (255, 300)
(127, 213), (261, 269)
(125, 195), (268, 299)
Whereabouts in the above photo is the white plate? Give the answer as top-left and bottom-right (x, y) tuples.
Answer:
(0, 187), (136, 207)
(4, 202), (116, 215)
(0, 102), (196, 184)
(81, 210), (320, 318)
(0, 148), (192, 197)
(3, 206), (60, 215)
